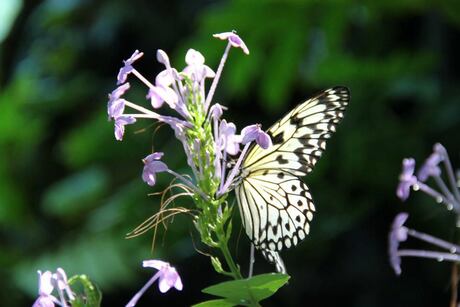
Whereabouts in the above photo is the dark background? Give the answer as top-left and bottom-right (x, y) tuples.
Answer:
(1, 0), (460, 306)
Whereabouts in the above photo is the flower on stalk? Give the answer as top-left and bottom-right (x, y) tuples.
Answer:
(218, 120), (241, 156)
(396, 158), (417, 201)
(142, 152), (168, 186)
(117, 50), (144, 85)
(114, 116), (136, 141)
(241, 124), (272, 149)
(126, 260), (182, 307)
(388, 213), (409, 275)
(183, 49), (215, 82)
(418, 143), (445, 182)
(213, 31), (250, 55)
(146, 70), (179, 110)
(33, 271), (58, 307)
(33, 268), (74, 307)
(108, 83), (130, 119)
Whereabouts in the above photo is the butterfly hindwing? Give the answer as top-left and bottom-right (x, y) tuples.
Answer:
(235, 169), (314, 251)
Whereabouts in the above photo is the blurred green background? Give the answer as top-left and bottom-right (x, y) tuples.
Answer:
(1, 0), (460, 306)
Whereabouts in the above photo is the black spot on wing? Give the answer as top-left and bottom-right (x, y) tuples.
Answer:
(269, 132), (284, 145)
(276, 154), (289, 165)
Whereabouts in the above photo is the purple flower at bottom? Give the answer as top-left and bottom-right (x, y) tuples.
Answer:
(126, 259), (182, 307)
(142, 152), (168, 186)
(388, 213), (409, 275)
(114, 116), (136, 141)
(33, 271), (58, 307)
(241, 124), (272, 149)
(396, 158), (417, 201)
(143, 260), (183, 293)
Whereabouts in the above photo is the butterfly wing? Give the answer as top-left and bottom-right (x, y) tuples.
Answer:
(236, 86), (349, 269)
(243, 86), (349, 176)
(235, 169), (314, 251)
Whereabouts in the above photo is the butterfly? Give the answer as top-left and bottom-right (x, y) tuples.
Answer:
(235, 86), (350, 273)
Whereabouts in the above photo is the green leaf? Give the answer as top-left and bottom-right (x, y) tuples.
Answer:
(68, 274), (102, 307)
(193, 299), (236, 307)
(201, 273), (290, 305)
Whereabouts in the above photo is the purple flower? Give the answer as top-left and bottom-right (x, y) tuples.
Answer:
(156, 49), (170, 66)
(396, 158), (417, 201)
(117, 50), (144, 85)
(114, 116), (136, 141)
(241, 124), (272, 149)
(33, 271), (58, 307)
(219, 120), (241, 155)
(108, 83), (130, 119)
(126, 259), (182, 307)
(53, 268), (74, 301)
(147, 85), (178, 109)
(388, 213), (409, 275)
(209, 103), (225, 121)
(213, 31), (250, 55)
(418, 143), (445, 182)
(143, 260), (183, 293)
(142, 152), (168, 186)
(182, 49), (215, 82)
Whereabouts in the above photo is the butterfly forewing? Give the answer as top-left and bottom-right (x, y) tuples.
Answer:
(243, 86), (349, 177)
(235, 86), (349, 271)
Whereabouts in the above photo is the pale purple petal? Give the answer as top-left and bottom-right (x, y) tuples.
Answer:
(143, 259), (168, 270)
(396, 158), (417, 201)
(107, 98), (126, 119)
(226, 134), (242, 156)
(174, 275), (183, 291)
(241, 124), (272, 149)
(117, 50), (144, 85)
(38, 271), (54, 295)
(209, 103), (225, 120)
(147, 86), (178, 109)
(142, 153), (168, 186)
(158, 267), (182, 293)
(54, 268), (74, 300)
(388, 213), (409, 275)
(108, 83), (130, 119)
(155, 70), (174, 87)
(185, 49), (205, 66)
(141, 259), (182, 293)
(418, 144), (445, 182)
(156, 49), (170, 66)
(109, 83), (130, 101)
(32, 296), (56, 307)
(219, 120), (241, 155)
(114, 116), (136, 141)
(213, 31), (250, 55)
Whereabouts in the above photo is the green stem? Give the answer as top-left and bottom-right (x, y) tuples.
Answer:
(218, 237), (243, 280)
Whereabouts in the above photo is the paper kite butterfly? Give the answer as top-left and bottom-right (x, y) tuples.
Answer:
(235, 86), (350, 272)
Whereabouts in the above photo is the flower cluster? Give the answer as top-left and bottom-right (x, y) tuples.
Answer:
(389, 143), (460, 275)
(106, 31), (271, 302)
(396, 143), (460, 211)
(33, 268), (74, 307)
(107, 31), (269, 200)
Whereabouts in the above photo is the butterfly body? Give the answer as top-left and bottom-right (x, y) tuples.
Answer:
(235, 86), (350, 271)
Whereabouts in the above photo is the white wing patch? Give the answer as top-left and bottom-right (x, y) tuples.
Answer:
(234, 86), (350, 272)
